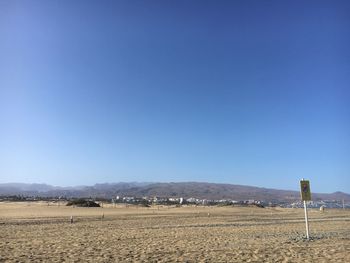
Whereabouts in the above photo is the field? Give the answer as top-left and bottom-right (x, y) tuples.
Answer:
(0, 202), (349, 262)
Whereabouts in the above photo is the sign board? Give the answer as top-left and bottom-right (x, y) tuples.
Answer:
(300, 180), (311, 201)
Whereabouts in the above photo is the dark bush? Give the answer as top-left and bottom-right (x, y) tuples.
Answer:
(66, 199), (100, 207)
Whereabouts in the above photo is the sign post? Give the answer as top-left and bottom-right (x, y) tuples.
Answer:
(300, 179), (311, 239)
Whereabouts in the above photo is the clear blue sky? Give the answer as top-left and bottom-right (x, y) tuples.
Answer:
(1, 1), (349, 193)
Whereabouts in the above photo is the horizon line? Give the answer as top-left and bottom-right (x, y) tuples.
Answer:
(0, 181), (348, 195)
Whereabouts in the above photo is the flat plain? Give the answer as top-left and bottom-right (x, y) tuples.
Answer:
(0, 202), (349, 262)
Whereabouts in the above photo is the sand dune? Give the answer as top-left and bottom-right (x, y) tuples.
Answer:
(0, 202), (349, 262)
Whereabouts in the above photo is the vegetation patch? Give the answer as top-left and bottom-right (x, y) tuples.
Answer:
(66, 199), (100, 207)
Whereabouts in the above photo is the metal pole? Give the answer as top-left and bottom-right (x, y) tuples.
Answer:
(303, 200), (310, 239)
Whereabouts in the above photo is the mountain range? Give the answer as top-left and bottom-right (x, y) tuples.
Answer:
(0, 182), (349, 202)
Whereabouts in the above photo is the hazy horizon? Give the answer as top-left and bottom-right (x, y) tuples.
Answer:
(1, 180), (349, 195)
(1, 1), (349, 193)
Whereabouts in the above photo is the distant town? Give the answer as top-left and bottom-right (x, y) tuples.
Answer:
(0, 194), (348, 209)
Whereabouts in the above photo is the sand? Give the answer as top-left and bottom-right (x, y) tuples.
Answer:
(0, 202), (349, 262)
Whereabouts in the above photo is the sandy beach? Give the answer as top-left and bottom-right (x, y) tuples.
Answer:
(0, 202), (349, 262)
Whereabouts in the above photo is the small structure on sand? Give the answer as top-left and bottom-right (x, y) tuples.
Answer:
(320, 205), (325, 212)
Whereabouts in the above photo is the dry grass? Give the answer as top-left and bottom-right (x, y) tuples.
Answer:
(0, 202), (349, 262)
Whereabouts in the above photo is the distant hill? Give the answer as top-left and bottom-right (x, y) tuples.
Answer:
(0, 182), (349, 202)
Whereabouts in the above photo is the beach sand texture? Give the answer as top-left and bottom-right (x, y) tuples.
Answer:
(0, 202), (349, 262)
